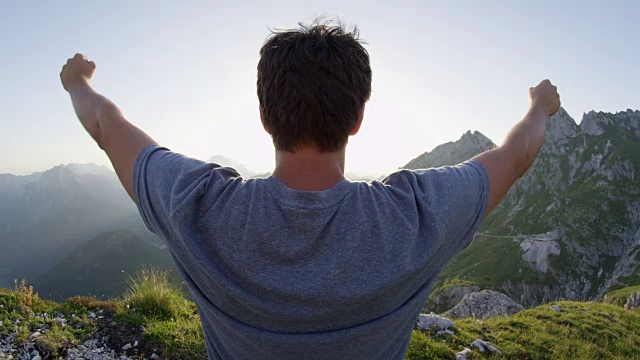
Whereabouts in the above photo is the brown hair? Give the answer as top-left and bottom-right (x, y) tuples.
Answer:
(257, 19), (372, 152)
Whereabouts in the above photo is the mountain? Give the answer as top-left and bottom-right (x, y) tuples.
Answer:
(405, 108), (640, 311)
(403, 130), (496, 169)
(0, 164), (158, 288)
(30, 230), (175, 301)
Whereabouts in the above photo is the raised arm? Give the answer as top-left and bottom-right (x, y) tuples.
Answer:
(60, 53), (156, 200)
(473, 79), (560, 215)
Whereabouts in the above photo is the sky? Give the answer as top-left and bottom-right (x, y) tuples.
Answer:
(0, 0), (638, 177)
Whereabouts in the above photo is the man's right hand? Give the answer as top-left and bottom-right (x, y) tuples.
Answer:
(529, 79), (561, 116)
(60, 53), (96, 92)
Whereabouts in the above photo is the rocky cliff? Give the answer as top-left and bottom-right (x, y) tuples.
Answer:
(405, 108), (640, 309)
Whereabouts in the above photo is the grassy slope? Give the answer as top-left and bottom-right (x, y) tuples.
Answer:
(2, 276), (640, 359)
(407, 301), (640, 360)
(602, 285), (640, 307)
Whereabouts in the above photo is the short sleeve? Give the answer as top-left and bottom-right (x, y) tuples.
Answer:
(132, 145), (238, 238)
(388, 160), (490, 254)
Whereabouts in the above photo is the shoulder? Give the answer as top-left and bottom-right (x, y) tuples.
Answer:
(381, 161), (488, 190)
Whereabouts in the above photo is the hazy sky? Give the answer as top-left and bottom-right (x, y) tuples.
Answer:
(1, 1), (638, 176)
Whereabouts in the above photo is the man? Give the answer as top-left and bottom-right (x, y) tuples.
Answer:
(60, 21), (559, 360)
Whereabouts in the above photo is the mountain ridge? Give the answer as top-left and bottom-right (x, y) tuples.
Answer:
(408, 107), (640, 311)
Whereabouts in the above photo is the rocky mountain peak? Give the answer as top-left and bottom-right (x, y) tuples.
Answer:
(427, 106), (640, 308)
(579, 109), (640, 138)
(64, 163), (112, 176)
(403, 130), (496, 170)
(459, 130), (494, 147)
(37, 165), (78, 190)
(545, 107), (580, 143)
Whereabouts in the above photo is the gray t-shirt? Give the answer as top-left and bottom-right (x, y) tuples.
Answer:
(133, 145), (489, 360)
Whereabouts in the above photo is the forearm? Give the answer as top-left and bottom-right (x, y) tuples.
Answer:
(68, 83), (123, 149)
(501, 105), (550, 176)
(61, 54), (158, 200)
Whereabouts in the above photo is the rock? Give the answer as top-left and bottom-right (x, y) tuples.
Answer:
(415, 312), (455, 331)
(28, 332), (42, 341)
(403, 130), (496, 170)
(550, 305), (562, 312)
(122, 343), (132, 350)
(470, 339), (502, 354)
(443, 290), (524, 320)
(151, 353), (160, 359)
(425, 284), (481, 313)
(436, 329), (455, 337)
(133, 340), (138, 347)
(456, 347), (473, 360)
(624, 292), (640, 310)
(88, 311), (97, 319)
(31, 355), (41, 360)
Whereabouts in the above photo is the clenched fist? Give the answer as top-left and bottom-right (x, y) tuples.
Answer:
(60, 53), (96, 92)
(529, 79), (561, 116)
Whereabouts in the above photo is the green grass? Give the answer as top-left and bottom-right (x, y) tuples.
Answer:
(602, 285), (640, 307)
(0, 281), (95, 357)
(115, 267), (206, 359)
(407, 301), (640, 360)
(117, 266), (193, 323)
(435, 236), (553, 289)
(3, 274), (640, 359)
(0, 270), (203, 359)
(143, 315), (207, 358)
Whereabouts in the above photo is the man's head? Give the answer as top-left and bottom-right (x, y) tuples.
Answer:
(257, 19), (372, 153)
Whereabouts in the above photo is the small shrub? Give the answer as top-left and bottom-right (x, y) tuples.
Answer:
(119, 267), (192, 322)
(13, 279), (36, 309)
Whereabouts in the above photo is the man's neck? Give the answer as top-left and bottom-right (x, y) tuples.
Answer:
(272, 148), (346, 191)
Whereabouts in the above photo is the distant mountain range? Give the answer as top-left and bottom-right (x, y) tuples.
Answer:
(30, 230), (175, 301)
(0, 163), (149, 290)
(409, 108), (640, 311)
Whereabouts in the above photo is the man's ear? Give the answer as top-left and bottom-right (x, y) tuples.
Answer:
(260, 106), (271, 134)
(349, 106), (365, 136)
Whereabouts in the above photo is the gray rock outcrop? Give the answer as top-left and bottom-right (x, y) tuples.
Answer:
(624, 291), (640, 310)
(443, 290), (524, 320)
(424, 284), (480, 314)
(403, 130), (496, 169)
(415, 312), (455, 331)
